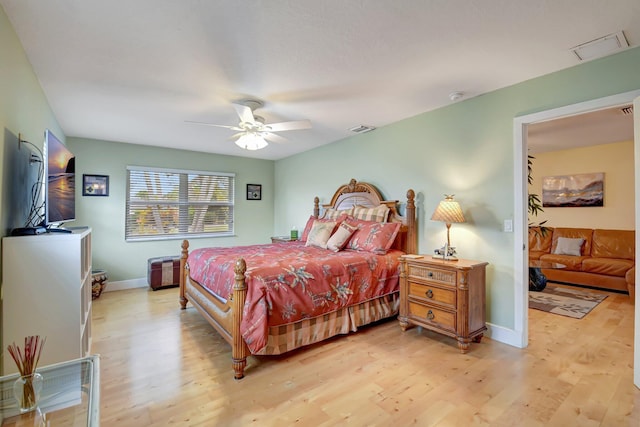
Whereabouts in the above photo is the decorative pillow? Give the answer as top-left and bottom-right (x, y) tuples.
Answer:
(324, 207), (354, 220)
(352, 205), (390, 223)
(326, 222), (358, 252)
(344, 218), (401, 254)
(553, 237), (584, 256)
(305, 221), (337, 249)
(300, 215), (345, 242)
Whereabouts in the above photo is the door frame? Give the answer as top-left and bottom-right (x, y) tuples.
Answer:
(512, 88), (640, 350)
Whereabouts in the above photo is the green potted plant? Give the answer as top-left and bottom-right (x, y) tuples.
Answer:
(528, 154), (547, 233)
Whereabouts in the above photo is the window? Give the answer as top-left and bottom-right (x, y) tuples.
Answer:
(126, 166), (234, 241)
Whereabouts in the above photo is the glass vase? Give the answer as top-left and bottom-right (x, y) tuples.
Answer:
(13, 372), (43, 413)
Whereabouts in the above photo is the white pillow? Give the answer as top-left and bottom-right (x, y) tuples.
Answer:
(553, 237), (584, 256)
(326, 222), (358, 252)
(305, 220), (337, 249)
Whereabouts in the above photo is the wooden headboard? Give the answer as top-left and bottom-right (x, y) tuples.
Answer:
(312, 178), (417, 254)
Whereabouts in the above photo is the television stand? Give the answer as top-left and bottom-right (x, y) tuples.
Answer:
(2, 228), (93, 373)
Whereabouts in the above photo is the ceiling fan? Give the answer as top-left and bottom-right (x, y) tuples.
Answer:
(186, 99), (312, 150)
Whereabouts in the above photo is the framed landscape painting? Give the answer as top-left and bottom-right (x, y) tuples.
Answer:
(542, 172), (604, 207)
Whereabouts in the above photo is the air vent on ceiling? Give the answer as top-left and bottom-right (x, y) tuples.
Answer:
(570, 31), (629, 61)
(621, 106), (633, 115)
(349, 125), (376, 134)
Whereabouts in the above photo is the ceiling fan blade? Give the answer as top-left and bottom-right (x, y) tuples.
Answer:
(185, 120), (240, 130)
(266, 119), (312, 132)
(262, 132), (288, 144)
(233, 103), (256, 124)
(229, 132), (244, 141)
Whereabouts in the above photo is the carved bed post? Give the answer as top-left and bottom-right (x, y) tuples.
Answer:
(232, 258), (249, 379)
(406, 189), (417, 254)
(179, 240), (189, 309)
(313, 196), (320, 218)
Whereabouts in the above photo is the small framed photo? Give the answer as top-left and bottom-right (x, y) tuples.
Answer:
(83, 174), (109, 196)
(247, 184), (262, 200)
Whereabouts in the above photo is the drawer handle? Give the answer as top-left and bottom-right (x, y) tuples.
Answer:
(427, 310), (435, 320)
(426, 289), (434, 298)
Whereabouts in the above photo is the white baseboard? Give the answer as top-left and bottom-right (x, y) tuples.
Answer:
(484, 322), (527, 349)
(103, 277), (148, 292)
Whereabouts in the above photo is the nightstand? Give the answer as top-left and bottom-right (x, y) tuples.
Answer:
(398, 255), (488, 353)
(271, 236), (299, 243)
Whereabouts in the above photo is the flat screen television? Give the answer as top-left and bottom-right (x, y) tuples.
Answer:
(44, 129), (76, 229)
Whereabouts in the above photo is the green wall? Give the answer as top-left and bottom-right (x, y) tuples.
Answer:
(67, 137), (275, 282)
(0, 6), (65, 234)
(0, 5), (65, 372)
(274, 46), (640, 331)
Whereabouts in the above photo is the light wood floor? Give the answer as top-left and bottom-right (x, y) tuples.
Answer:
(92, 284), (639, 426)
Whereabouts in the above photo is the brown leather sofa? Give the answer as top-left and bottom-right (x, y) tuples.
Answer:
(529, 227), (635, 300)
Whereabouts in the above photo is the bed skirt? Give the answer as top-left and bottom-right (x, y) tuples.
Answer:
(254, 292), (399, 355)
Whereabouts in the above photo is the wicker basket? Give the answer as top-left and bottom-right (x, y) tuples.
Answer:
(91, 270), (108, 299)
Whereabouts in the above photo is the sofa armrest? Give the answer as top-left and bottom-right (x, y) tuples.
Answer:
(626, 267), (635, 302)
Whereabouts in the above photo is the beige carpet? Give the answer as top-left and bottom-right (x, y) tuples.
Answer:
(529, 286), (608, 319)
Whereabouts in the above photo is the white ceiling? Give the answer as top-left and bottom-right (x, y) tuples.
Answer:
(528, 104), (634, 154)
(2, 0), (639, 160)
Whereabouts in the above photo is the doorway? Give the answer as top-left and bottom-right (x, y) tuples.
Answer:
(512, 89), (640, 376)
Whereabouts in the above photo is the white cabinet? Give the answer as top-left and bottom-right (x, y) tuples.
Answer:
(2, 228), (92, 375)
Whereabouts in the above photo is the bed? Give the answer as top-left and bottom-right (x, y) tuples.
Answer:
(179, 178), (417, 379)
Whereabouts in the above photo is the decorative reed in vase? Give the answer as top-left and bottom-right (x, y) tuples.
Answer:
(7, 336), (46, 412)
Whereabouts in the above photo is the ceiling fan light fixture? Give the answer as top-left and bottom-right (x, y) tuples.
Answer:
(235, 133), (268, 150)
(188, 97), (311, 149)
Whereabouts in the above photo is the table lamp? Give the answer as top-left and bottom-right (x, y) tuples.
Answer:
(431, 194), (465, 260)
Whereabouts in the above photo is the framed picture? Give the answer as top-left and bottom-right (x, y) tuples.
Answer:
(83, 174), (109, 196)
(542, 172), (604, 207)
(247, 184), (262, 200)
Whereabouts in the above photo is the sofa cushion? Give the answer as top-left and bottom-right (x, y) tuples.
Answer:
(529, 250), (547, 261)
(591, 229), (635, 260)
(582, 258), (634, 277)
(539, 254), (589, 271)
(528, 227), (553, 253)
(551, 227), (593, 256)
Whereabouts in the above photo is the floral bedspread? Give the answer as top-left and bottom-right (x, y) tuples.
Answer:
(187, 241), (403, 353)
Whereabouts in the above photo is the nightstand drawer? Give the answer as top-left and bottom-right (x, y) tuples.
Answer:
(409, 302), (456, 332)
(407, 264), (456, 288)
(408, 282), (456, 308)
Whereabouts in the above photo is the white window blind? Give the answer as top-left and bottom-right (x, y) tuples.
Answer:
(126, 166), (234, 241)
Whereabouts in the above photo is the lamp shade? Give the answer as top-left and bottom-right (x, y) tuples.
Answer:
(431, 195), (465, 224)
(235, 133), (268, 150)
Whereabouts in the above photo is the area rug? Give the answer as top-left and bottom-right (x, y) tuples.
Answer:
(529, 286), (608, 319)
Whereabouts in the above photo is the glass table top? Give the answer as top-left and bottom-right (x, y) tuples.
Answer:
(0, 355), (99, 426)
